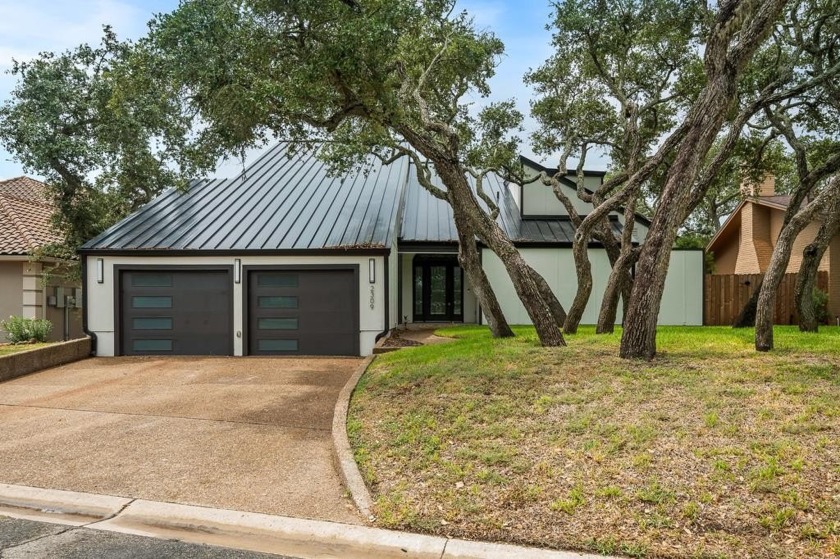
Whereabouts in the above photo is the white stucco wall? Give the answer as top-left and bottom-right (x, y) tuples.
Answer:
(85, 254), (388, 357)
(481, 248), (703, 326)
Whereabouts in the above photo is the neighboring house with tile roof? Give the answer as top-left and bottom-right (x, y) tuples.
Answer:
(706, 175), (840, 321)
(80, 143), (703, 357)
(0, 176), (84, 341)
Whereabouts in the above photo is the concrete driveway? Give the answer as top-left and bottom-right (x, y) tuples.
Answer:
(0, 357), (362, 524)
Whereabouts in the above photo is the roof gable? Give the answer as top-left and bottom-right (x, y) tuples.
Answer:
(398, 163), (623, 245)
(706, 196), (792, 254)
(517, 156), (651, 227)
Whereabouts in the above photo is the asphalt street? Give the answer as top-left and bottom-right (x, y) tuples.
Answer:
(0, 516), (298, 559)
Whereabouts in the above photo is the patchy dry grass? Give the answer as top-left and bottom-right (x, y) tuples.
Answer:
(348, 326), (840, 558)
(0, 342), (51, 357)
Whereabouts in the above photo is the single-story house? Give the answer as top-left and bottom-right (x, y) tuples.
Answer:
(706, 175), (840, 320)
(0, 176), (84, 342)
(80, 144), (703, 357)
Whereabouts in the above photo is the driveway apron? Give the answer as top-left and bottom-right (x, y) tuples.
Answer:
(0, 356), (362, 524)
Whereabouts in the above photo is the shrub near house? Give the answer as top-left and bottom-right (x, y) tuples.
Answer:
(0, 316), (52, 344)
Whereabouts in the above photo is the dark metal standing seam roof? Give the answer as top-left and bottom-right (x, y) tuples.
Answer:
(81, 143), (408, 252)
(80, 142), (621, 254)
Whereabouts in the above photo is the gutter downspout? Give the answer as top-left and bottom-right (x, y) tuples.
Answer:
(375, 253), (390, 342)
(79, 254), (98, 356)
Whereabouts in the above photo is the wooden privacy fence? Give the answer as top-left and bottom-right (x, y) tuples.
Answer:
(704, 271), (828, 326)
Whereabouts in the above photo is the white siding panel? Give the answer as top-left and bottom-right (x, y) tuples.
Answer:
(659, 250), (704, 325)
(481, 248), (703, 326)
(482, 248), (617, 325)
(522, 182), (593, 216)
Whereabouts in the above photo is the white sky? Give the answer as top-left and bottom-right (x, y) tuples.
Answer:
(0, 0), (607, 181)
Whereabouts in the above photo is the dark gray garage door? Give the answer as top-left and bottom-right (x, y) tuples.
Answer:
(120, 270), (232, 355)
(248, 269), (358, 355)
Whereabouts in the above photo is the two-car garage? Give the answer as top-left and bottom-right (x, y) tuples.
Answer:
(118, 267), (359, 356)
(80, 143), (400, 358)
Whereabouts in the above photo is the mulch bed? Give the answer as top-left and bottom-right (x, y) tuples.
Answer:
(380, 331), (424, 348)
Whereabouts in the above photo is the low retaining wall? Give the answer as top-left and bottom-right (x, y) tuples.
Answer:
(0, 337), (91, 383)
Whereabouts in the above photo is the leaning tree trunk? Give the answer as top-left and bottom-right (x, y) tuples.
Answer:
(620, 213), (681, 358)
(597, 250), (636, 333)
(620, 0), (786, 359)
(756, 177), (840, 350)
(454, 215), (513, 337)
(527, 266), (567, 325)
(440, 163), (566, 347)
(563, 233), (593, 334)
(795, 247), (824, 333)
(595, 206), (636, 334)
(794, 195), (840, 332)
(755, 228), (800, 351)
(453, 211), (514, 337)
(732, 280), (762, 327)
(564, 213), (620, 334)
(479, 231), (566, 346)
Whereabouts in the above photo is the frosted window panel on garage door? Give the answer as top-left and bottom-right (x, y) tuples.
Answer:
(258, 296), (298, 309)
(258, 339), (298, 352)
(132, 296), (172, 308)
(258, 318), (299, 330)
(132, 317), (173, 330)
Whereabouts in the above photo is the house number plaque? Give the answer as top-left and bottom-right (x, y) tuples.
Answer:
(369, 285), (376, 310)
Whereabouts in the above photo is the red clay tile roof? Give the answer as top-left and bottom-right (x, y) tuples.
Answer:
(0, 176), (61, 255)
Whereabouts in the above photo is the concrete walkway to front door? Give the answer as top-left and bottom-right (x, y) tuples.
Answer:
(0, 356), (362, 524)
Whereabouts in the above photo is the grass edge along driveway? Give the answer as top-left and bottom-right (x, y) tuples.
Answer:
(349, 326), (840, 559)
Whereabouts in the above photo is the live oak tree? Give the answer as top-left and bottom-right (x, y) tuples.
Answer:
(138, 0), (573, 345)
(606, 0), (835, 359)
(794, 181), (840, 332)
(755, 175), (840, 348)
(0, 28), (215, 277)
(736, 0), (840, 348)
(526, 0), (706, 334)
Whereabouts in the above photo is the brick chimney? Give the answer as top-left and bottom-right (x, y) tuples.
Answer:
(740, 173), (776, 197)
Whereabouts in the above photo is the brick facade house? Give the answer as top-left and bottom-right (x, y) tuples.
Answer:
(706, 176), (840, 321)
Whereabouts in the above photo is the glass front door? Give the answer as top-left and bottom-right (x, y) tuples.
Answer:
(413, 256), (463, 322)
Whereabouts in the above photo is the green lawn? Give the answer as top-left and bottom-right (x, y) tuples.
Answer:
(0, 342), (51, 357)
(349, 326), (840, 558)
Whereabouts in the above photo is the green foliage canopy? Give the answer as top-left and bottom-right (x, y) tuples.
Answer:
(0, 27), (222, 265)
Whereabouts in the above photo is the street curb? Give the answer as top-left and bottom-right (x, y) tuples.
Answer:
(331, 354), (377, 521)
(90, 499), (446, 559)
(0, 483), (131, 526)
(0, 484), (609, 559)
